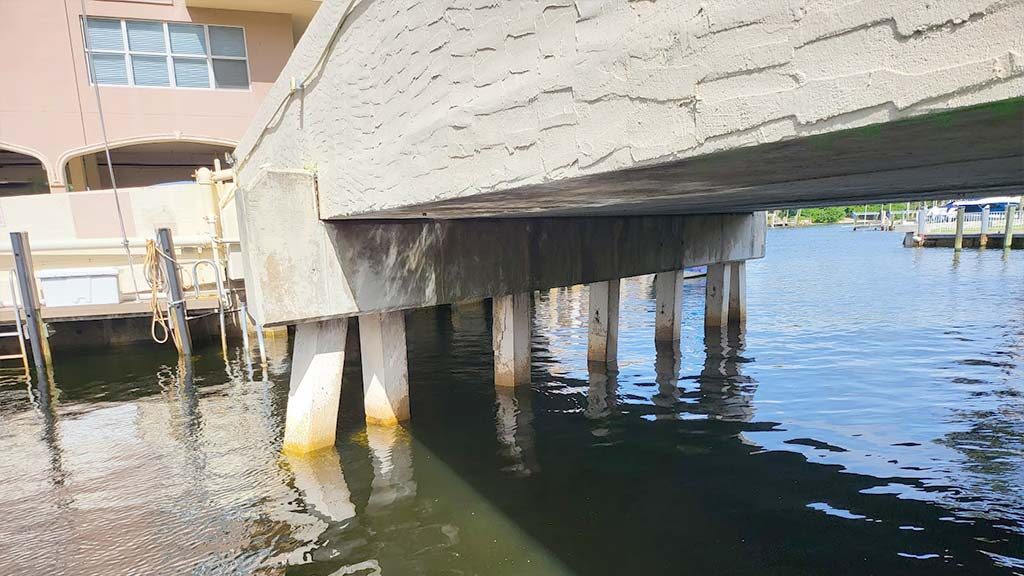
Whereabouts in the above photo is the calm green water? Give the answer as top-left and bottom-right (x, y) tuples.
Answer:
(1, 226), (1022, 575)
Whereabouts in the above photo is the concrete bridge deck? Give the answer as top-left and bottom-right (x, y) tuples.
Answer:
(226, 0), (1024, 453)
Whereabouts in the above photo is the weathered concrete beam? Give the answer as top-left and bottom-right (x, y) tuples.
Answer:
(493, 293), (531, 387)
(237, 169), (766, 326)
(282, 319), (348, 454)
(358, 311), (410, 426)
(587, 280), (619, 368)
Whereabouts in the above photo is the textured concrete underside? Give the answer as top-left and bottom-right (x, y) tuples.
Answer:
(353, 100), (1024, 218)
(236, 170), (765, 326)
(235, 0), (1024, 219)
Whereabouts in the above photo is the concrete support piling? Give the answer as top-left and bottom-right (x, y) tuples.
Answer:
(728, 261), (747, 328)
(953, 206), (965, 252)
(358, 311), (411, 426)
(654, 271), (684, 343)
(493, 293), (531, 387)
(282, 319), (348, 454)
(1005, 204), (1017, 250)
(705, 263), (732, 329)
(156, 227), (192, 357)
(10, 232), (51, 375)
(587, 280), (620, 368)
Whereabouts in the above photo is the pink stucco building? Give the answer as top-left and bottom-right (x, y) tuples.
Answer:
(0, 0), (319, 195)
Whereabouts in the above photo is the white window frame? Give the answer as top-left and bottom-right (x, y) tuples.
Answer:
(83, 17), (251, 91)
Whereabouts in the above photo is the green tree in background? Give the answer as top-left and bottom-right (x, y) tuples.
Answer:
(801, 207), (847, 223)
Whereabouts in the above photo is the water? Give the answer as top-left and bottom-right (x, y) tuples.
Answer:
(1, 225), (1022, 575)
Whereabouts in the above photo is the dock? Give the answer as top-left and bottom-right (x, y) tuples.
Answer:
(0, 297), (221, 324)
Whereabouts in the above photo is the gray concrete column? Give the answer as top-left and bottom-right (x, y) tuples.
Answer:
(728, 261), (747, 328)
(588, 279), (620, 367)
(359, 311), (411, 426)
(493, 293), (531, 387)
(283, 319), (348, 454)
(705, 263), (732, 329)
(654, 270), (685, 342)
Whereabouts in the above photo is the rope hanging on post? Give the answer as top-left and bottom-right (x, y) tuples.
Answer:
(144, 240), (182, 352)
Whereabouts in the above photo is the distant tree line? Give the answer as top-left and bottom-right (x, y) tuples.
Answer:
(799, 207), (847, 223)
(783, 203), (925, 224)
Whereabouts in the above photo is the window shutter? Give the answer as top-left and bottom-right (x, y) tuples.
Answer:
(85, 18), (123, 51)
(90, 53), (129, 85)
(126, 20), (165, 52)
(131, 55), (170, 86)
(209, 26), (245, 57)
(173, 58), (210, 88)
(213, 59), (249, 89)
(168, 23), (206, 55)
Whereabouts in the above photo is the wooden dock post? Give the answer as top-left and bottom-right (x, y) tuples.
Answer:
(1005, 204), (1017, 250)
(10, 232), (51, 375)
(156, 228), (192, 357)
(979, 206), (990, 248)
(953, 206), (965, 252)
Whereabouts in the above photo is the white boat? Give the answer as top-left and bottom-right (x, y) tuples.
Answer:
(683, 266), (707, 279)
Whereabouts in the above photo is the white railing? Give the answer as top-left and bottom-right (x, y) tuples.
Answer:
(924, 210), (1024, 235)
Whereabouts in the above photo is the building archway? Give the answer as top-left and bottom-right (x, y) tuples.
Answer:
(0, 144), (50, 197)
(58, 137), (236, 191)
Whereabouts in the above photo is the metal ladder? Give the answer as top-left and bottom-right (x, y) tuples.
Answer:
(0, 271), (30, 373)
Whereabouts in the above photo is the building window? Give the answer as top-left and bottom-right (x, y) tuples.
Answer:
(83, 17), (249, 90)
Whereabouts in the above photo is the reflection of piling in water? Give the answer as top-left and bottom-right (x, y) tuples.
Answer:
(280, 448), (373, 570)
(366, 425), (417, 514)
(495, 386), (538, 475)
(652, 341), (682, 415)
(286, 449), (357, 524)
(33, 372), (68, 491)
(585, 365), (619, 421)
(698, 325), (757, 422)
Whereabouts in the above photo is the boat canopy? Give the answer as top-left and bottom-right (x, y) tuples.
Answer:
(944, 196), (1021, 213)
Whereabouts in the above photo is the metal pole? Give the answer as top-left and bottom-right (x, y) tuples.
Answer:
(254, 318), (268, 368)
(156, 228), (192, 357)
(953, 206), (965, 252)
(1005, 204), (1017, 250)
(238, 302), (251, 358)
(8, 271), (31, 375)
(979, 206), (990, 248)
(10, 232), (51, 374)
